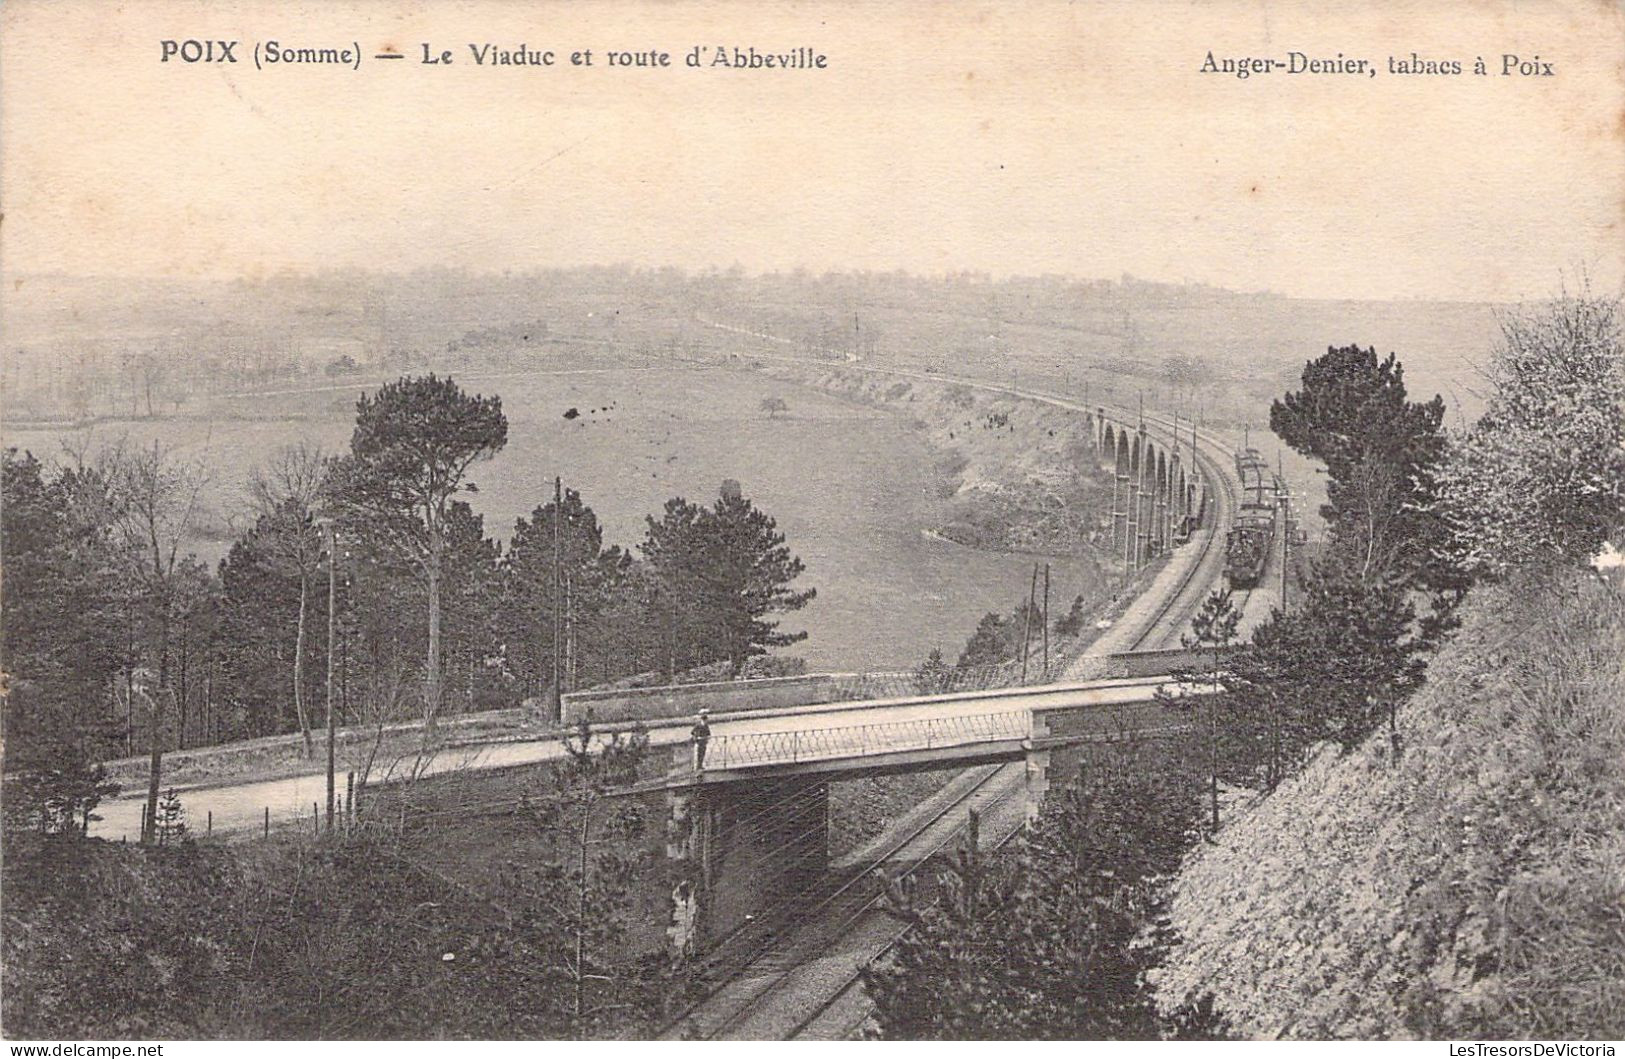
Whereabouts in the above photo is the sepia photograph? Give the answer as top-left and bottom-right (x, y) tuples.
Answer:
(1, 0), (1622, 1047)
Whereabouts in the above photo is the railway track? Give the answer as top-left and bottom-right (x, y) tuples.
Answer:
(680, 318), (1250, 1037)
(660, 762), (1024, 1040)
(783, 816), (1028, 1041)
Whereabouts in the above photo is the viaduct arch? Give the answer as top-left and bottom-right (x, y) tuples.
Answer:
(1091, 406), (1205, 572)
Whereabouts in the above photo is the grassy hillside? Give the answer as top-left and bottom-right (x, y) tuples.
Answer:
(1152, 568), (1625, 1039)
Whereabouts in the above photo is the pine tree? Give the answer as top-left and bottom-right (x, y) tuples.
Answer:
(154, 787), (188, 845)
(1270, 344), (1449, 590)
(503, 486), (633, 696)
(1, 450), (126, 836)
(639, 486), (814, 678)
(246, 443), (330, 756)
(1182, 589), (1239, 831)
(863, 811), (1031, 1038)
(956, 611), (1016, 670)
(507, 720), (663, 1034)
(865, 738), (1218, 1040)
(913, 648), (954, 694)
(330, 375), (508, 729)
(702, 487), (816, 675)
(1053, 594), (1088, 638)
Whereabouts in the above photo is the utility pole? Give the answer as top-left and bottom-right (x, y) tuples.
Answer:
(1020, 564), (1038, 683)
(1126, 477), (1140, 572)
(1280, 493), (1291, 607)
(1110, 468), (1122, 564)
(1173, 411), (1182, 536)
(1191, 421), (1199, 525)
(565, 570), (576, 693)
(324, 520), (338, 832)
(1041, 564), (1051, 678)
(552, 475), (563, 724)
(1276, 449), (1289, 609)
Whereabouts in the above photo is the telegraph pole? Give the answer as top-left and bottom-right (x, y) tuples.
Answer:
(552, 475), (563, 724)
(1280, 492), (1291, 607)
(1020, 563), (1038, 684)
(1041, 564), (1051, 678)
(324, 520), (338, 832)
(1277, 449), (1290, 609)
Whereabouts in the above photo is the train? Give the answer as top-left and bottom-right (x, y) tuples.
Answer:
(1224, 447), (1281, 589)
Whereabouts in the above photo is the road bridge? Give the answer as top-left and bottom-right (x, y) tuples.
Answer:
(661, 673), (1207, 955)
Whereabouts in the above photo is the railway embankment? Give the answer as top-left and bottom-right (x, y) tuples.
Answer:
(1150, 567), (1625, 1039)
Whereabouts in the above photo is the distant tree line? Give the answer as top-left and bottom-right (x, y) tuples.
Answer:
(1, 373), (814, 840)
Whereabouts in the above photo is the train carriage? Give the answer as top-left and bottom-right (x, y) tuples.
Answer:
(1226, 447), (1278, 589)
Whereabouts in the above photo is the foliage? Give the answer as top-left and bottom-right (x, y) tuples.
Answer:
(437, 500), (506, 713)
(1, 737), (120, 837)
(96, 438), (214, 841)
(330, 374), (508, 726)
(954, 598), (1041, 671)
(246, 442), (331, 755)
(2, 450), (127, 831)
(154, 788), (188, 845)
(956, 610), (1017, 669)
(1208, 344), (1453, 780)
(1181, 589), (1239, 829)
(1217, 559), (1426, 778)
(5, 377), (820, 782)
(503, 721), (668, 1034)
(913, 648), (953, 694)
(1435, 288), (1625, 577)
(503, 486), (635, 697)
(0, 833), (240, 1038)
(0, 812), (677, 1039)
(865, 737), (1224, 1040)
(1053, 594), (1088, 638)
(1270, 344), (1449, 590)
(640, 486), (815, 677)
(215, 517), (308, 738)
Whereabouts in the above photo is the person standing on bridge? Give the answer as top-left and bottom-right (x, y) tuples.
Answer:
(691, 708), (712, 772)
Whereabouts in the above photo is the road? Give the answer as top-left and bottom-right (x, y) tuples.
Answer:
(92, 344), (1242, 842)
(89, 675), (1176, 841)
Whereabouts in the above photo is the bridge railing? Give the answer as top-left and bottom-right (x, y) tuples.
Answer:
(827, 661), (1033, 701)
(825, 647), (1193, 702)
(706, 708), (1030, 770)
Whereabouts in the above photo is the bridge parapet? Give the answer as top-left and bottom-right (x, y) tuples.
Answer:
(705, 708), (1031, 771)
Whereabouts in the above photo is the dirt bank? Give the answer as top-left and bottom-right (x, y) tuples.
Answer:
(749, 362), (1115, 560)
(1151, 569), (1625, 1039)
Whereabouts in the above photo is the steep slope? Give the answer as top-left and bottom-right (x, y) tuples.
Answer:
(1152, 569), (1625, 1039)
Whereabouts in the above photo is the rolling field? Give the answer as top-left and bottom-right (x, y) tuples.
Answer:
(3, 362), (1104, 673)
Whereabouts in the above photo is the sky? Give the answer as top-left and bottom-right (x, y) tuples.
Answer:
(2, 0), (1621, 302)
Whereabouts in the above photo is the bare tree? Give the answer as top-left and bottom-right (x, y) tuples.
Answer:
(248, 442), (331, 756)
(100, 438), (210, 843)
